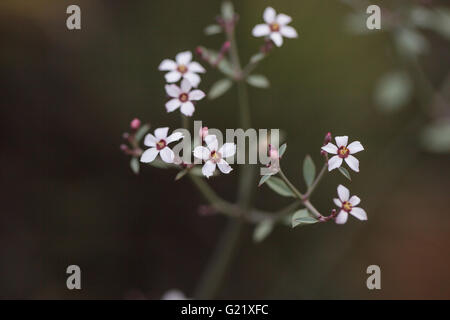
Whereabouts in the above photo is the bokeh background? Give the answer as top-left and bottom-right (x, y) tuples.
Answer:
(1, 0), (449, 299)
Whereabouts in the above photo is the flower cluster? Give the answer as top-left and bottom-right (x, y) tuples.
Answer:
(159, 51), (206, 117)
(321, 135), (367, 224)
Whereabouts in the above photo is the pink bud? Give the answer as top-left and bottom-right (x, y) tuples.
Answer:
(195, 46), (203, 56)
(221, 41), (231, 53)
(130, 118), (141, 130)
(120, 144), (129, 152)
(323, 132), (332, 145)
(199, 126), (209, 139)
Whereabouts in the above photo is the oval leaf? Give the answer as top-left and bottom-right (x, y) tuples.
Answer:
(292, 209), (318, 228)
(208, 79), (233, 100)
(221, 1), (234, 21)
(375, 71), (413, 113)
(253, 220), (274, 243)
(265, 176), (294, 197)
(135, 124), (150, 142)
(204, 24), (222, 36)
(247, 74), (270, 88)
(279, 143), (287, 157)
(130, 157), (139, 175)
(338, 167), (351, 181)
(303, 155), (316, 188)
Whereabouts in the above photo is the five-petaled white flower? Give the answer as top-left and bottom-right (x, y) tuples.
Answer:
(333, 185), (367, 224)
(252, 7), (298, 47)
(321, 136), (364, 172)
(158, 51), (205, 87)
(140, 127), (183, 164)
(193, 135), (236, 178)
(165, 78), (205, 117)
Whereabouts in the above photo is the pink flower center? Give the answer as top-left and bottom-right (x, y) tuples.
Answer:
(342, 201), (352, 212)
(156, 139), (166, 150)
(338, 146), (350, 158)
(179, 93), (189, 103)
(210, 150), (221, 163)
(270, 23), (280, 32)
(177, 64), (188, 74)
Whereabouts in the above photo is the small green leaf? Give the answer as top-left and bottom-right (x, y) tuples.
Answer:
(303, 155), (316, 188)
(204, 24), (222, 36)
(258, 174), (271, 187)
(279, 143), (287, 157)
(338, 167), (351, 181)
(420, 120), (450, 153)
(221, 1), (234, 21)
(394, 27), (429, 57)
(218, 59), (234, 77)
(175, 169), (188, 181)
(208, 79), (233, 100)
(292, 209), (318, 228)
(253, 220), (274, 243)
(250, 52), (265, 64)
(130, 157), (139, 175)
(135, 124), (150, 142)
(265, 176), (294, 197)
(375, 71), (413, 113)
(247, 74), (270, 88)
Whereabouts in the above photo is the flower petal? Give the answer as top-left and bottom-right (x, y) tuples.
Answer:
(202, 160), (216, 178)
(218, 159), (233, 174)
(333, 198), (342, 207)
(160, 147), (175, 163)
(175, 51), (192, 65)
(204, 135), (218, 151)
(166, 132), (184, 144)
(144, 134), (157, 147)
(347, 141), (364, 154)
(335, 136), (348, 148)
(252, 24), (271, 37)
(154, 127), (169, 139)
(165, 84), (181, 97)
(349, 195), (361, 206)
(280, 25), (298, 38)
(345, 155), (359, 172)
(183, 72), (201, 88)
(193, 146), (210, 160)
(350, 207), (367, 221)
(263, 7), (276, 24)
(180, 78), (192, 93)
(165, 71), (182, 83)
(189, 89), (205, 101)
(180, 101), (195, 117)
(158, 59), (176, 71)
(218, 143), (236, 158)
(327, 155), (343, 171)
(166, 99), (181, 112)
(140, 148), (159, 163)
(335, 210), (348, 224)
(321, 142), (338, 154)
(270, 32), (283, 47)
(187, 61), (205, 73)
(276, 13), (292, 25)
(337, 184), (350, 202)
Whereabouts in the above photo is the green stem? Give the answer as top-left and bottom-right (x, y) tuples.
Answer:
(304, 163), (327, 199)
(278, 169), (323, 219)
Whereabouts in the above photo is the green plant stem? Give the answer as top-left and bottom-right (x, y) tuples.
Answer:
(304, 163), (328, 199)
(194, 9), (255, 299)
(278, 169), (323, 219)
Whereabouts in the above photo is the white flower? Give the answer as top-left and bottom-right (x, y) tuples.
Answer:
(333, 185), (368, 224)
(252, 7), (298, 47)
(193, 135), (236, 178)
(140, 127), (183, 164)
(158, 51), (205, 87)
(165, 78), (205, 117)
(321, 136), (364, 172)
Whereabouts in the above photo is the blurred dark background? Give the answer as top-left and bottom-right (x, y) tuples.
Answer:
(1, 0), (449, 299)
